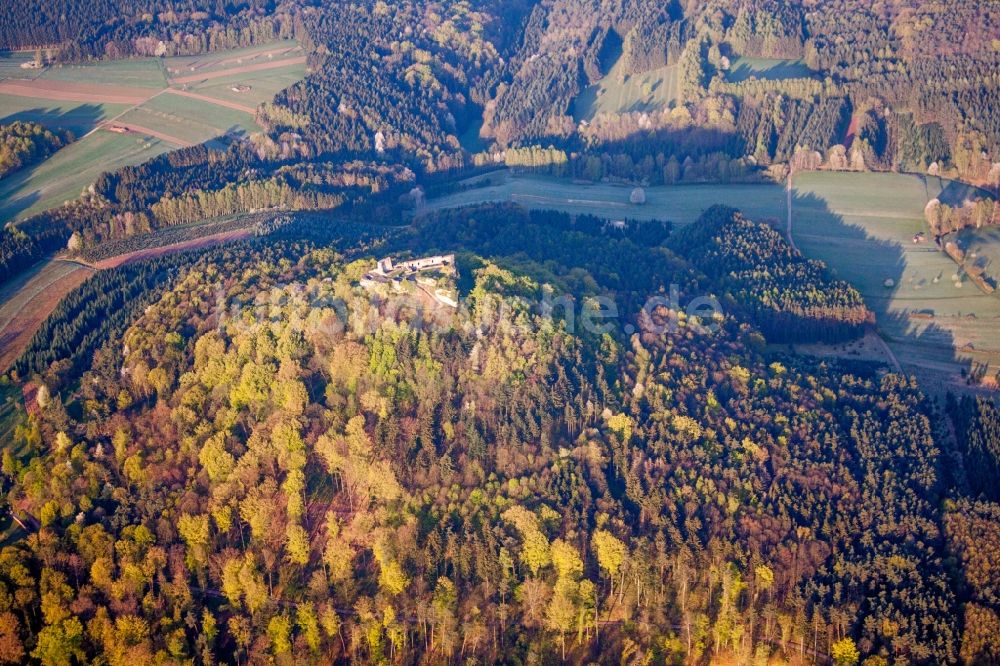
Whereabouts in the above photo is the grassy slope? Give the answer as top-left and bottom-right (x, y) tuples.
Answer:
(0, 132), (170, 221)
(37, 58), (167, 88)
(164, 40), (301, 76)
(120, 93), (258, 144)
(0, 41), (304, 223)
(182, 63), (307, 107)
(420, 171), (786, 224)
(791, 172), (1000, 379)
(572, 56), (680, 122)
(0, 96), (127, 135)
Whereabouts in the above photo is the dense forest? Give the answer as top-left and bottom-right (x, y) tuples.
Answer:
(668, 206), (873, 343)
(3, 0), (1000, 292)
(0, 1), (999, 663)
(0, 202), (995, 664)
(0, 0), (301, 60)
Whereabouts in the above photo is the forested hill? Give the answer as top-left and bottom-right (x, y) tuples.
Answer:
(0, 0), (299, 59)
(0, 0), (999, 663)
(2, 205), (993, 664)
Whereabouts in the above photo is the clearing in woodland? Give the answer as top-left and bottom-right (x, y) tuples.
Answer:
(572, 55), (680, 122)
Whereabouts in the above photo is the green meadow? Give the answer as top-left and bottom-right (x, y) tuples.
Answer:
(572, 57), (680, 121)
(0, 41), (306, 223)
(725, 56), (815, 82)
(0, 131), (170, 221)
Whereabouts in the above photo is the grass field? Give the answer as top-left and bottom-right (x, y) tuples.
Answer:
(164, 40), (301, 77)
(424, 169), (1000, 387)
(180, 63), (306, 107)
(0, 41), (306, 223)
(0, 131), (170, 221)
(37, 58), (167, 88)
(572, 57), (680, 121)
(0, 52), (34, 77)
(789, 172), (1000, 386)
(725, 56), (815, 82)
(0, 96), (126, 135)
(421, 170), (787, 224)
(119, 92), (257, 145)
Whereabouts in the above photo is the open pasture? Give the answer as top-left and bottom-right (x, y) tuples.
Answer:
(0, 96), (126, 135)
(118, 92), (257, 145)
(420, 170), (786, 225)
(572, 56), (680, 121)
(176, 62), (306, 107)
(0, 41), (306, 223)
(725, 56), (815, 82)
(789, 171), (1000, 383)
(35, 58), (167, 88)
(0, 51), (35, 78)
(0, 131), (170, 221)
(164, 40), (302, 78)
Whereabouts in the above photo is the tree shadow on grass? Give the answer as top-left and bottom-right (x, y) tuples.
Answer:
(788, 188), (1000, 392)
(0, 103), (107, 137)
(725, 59), (814, 83)
(0, 104), (110, 223)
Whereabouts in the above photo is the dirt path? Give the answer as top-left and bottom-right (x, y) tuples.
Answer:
(90, 228), (254, 269)
(512, 193), (629, 209)
(0, 229), (253, 371)
(169, 56), (307, 85)
(0, 79), (153, 104)
(164, 87), (257, 115)
(873, 332), (904, 374)
(844, 113), (860, 149)
(101, 122), (193, 147)
(786, 171), (798, 252)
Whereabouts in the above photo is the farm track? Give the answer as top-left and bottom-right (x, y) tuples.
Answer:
(512, 193), (630, 208)
(169, 56), (307, 85)
(164, 87), (257, 115)
(99, 122), (193, 147)
(172, 46), (300, 74)
(0, 228), (254, 371)
(0, 79), (153, 104)
(89, 227), (254, 269)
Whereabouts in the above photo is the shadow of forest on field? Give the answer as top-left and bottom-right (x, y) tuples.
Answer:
(787, 187), (1000, 391)
(0, 102), (106, 136)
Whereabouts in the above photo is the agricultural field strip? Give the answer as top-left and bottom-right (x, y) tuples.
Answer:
(0, 222), (255, 371)
(1, 58), (291, 137)
(162, 88), (256, 115)
(101, 121), (194, 147)
(165, 44), (300, 74)
(0, 79), (152, 104)
(169, 55), (307, 85)
(0, 260), (88, 333)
